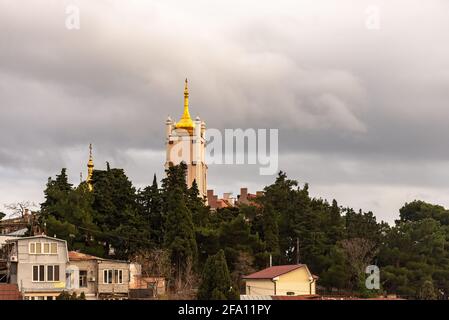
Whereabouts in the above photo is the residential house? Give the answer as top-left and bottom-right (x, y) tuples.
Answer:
(242, 264), (318, 297)
(5, 235), (69, 300)
(0, 210), (41, 236)
(67, 251), (131, 300)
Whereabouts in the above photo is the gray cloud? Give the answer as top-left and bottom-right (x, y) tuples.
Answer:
(1, 0), (449, 223)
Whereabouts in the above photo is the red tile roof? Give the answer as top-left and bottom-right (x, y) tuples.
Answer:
(0, 284), (22, 300)
(68, 251), (104, 261)
(272, 294), (321, 300)
(243, 264), (317, 279)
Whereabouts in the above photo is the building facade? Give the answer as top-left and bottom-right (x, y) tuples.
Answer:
(243, 264), (318, 297)
(67, 251), (131, 300)
(165, 79), (207, 198)
(5, 235), (69, 300)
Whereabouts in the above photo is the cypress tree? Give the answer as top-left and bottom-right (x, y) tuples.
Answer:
(262, 203), (280, 261)
(162, 164), (198, 287)
(138, 174), (163, 246)
(187, 179), (209, 227)
(198, 250), (239, 300)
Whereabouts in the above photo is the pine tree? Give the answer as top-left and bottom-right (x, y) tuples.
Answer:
(91, 167), (147, 258)
(41, 168), (73, 219)
(40, 168), (102, 254)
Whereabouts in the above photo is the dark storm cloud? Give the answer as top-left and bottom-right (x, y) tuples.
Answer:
(1, 0), (449, 222)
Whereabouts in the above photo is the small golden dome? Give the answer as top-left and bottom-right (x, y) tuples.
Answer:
(175, 78), (196, 132)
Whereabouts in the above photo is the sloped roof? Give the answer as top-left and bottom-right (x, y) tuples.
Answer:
(240, 295), (273, 300)
(68, 251), (129, 264)
(272, 294), (321, 300)
(68, 251), (104, 261)
(6, 228), (28, 236)
(243, 264), (318, 280)
(6, 234), (67, 243)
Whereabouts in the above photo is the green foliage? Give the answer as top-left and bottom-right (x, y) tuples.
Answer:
(91, 167), (150, 259)
(56, 291), (85, 300)
(40, 169), (102, 253)
(40, 166), (449, 300)
(378, 215), (449, 299)
(418, 280), (437, 300)
(188, 180), (210, 228)
(162, 163), (198, 284)
(138, 174), (163, 246)
(400, 200), (449, 225)
(56, 291), (71, 300)
(198, 250), (239, 300)
(261, 203), (280, 259)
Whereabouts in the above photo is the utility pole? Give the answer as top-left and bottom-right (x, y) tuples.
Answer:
(296, 237), (300, 264)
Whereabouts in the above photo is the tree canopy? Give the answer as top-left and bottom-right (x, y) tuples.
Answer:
(39, 167), (449, 299)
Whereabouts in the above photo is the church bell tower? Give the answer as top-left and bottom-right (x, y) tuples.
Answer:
(165, 79), (208, 199)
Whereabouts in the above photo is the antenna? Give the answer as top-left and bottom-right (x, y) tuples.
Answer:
(296, 237), (300, 264)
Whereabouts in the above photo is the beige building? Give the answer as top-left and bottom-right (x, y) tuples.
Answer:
(5, 235), (69, 300)
(242, 264), (318, 297)
(67, 251), (131, 300)
(165, 79), (207, 198)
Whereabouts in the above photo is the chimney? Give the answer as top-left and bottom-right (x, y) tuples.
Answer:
(240, 188), (248, 202)
(207, 190), (214, 201)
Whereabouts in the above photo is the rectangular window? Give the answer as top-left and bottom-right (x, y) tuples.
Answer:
(30, 242), (58, 254)
(54, 265), (60, 281)
(108, 270), (113, 284)
(47, 266), (54, 281)
(103, 270), (108, 284)
(33, 266), (39, 281)
(33, 265), (46, 282)
(79, 270), (87, 288)
(47, 296), (54, 301)
(39, 265), (45, 282)
(104, 269), (113, 284)
(114, 270), (123, 284)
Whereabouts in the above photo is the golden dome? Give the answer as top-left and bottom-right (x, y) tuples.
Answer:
(175, 78), (196, 132)
(87, 144), (94, 191)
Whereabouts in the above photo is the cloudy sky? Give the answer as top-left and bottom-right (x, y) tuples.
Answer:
(1, 0), (449, 223)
